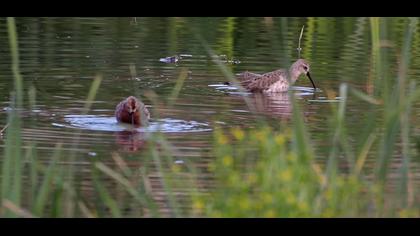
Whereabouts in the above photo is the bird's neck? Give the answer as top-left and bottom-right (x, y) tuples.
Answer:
(288, 67), (301, 84)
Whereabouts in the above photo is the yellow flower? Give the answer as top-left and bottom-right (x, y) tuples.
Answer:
(264, 209), (276, 218)
(278, 169), (292, 182)
(171, 164), (181, 173)
(216, 133), (228, 145)
(192, 200), (204, 215)
(231, 127), (245, 141)
(262, 193), (273, 204)
(286, 153), (297, 163)
(399, 209), (409, 218)
(211, 211), (222, 217)
(274, 135), (285, 145)
(247, 173), (257, 184)
(255, 201), (263, 210)
(399, 209), (419, 217)
(255, 131), (266, 142)
(322, 208), (335, 217)
(222, 155), (233, 167)
(298, 201), (309, 212)
(286, 193), (296, 205)
(239, 197), (250, 210)
(325, 189), (333, 201)
(283, 128), (292, 139)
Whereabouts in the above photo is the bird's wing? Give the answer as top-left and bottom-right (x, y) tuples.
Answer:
(243, 69), (287, 92)
(236, 71), (262, 81)
(224, 71), (261, 85)
(115, 100), (125, 117)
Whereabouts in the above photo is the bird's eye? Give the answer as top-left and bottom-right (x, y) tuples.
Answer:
(303, 66), (308, 71)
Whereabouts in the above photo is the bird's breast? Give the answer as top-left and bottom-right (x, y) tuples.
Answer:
(264, 80), (289, 93)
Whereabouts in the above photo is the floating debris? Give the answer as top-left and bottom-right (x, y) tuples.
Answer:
(0, 123), (9, 136)
(211, 55), (240, 64)
(88, 152), (97, 157)
(159, 54), (193, 64)
(213, 54), (227, 59)
(160, 55), (179, 63)
(227, 59), (241, 64)
(308, 96), (343, 103)
(174, 160), (184, 164)
(159, 54), (238, 64)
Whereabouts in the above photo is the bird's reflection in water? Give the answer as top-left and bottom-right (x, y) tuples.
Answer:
(114, 130), (147, 153)
(250, 92), (292, 118)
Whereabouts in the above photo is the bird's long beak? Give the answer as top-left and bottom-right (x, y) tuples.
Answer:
(306, 72), (317, 90)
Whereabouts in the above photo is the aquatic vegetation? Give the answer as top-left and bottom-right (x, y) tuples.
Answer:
(191, 126), (376, 217)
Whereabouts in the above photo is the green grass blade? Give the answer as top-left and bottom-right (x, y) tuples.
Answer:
(33, 143), (62, 216)
(92, 170), (122, 217)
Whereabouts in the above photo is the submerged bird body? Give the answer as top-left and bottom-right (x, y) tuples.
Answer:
(115, 96), (150, 126)
(234, 59), (316, 93)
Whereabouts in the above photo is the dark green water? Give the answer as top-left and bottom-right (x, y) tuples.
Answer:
(1, 17), (420, 216)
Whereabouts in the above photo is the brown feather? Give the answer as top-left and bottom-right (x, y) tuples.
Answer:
(115, 96), (150, 126)
(234, 59), (315, 93)
(241, 69), (288, 92)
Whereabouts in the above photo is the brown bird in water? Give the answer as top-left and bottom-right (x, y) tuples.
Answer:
(230, 59), (316, 93)
(115, 96), (150, 126)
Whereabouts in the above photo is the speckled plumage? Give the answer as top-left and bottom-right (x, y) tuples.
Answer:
(236, 59), (316, 93)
